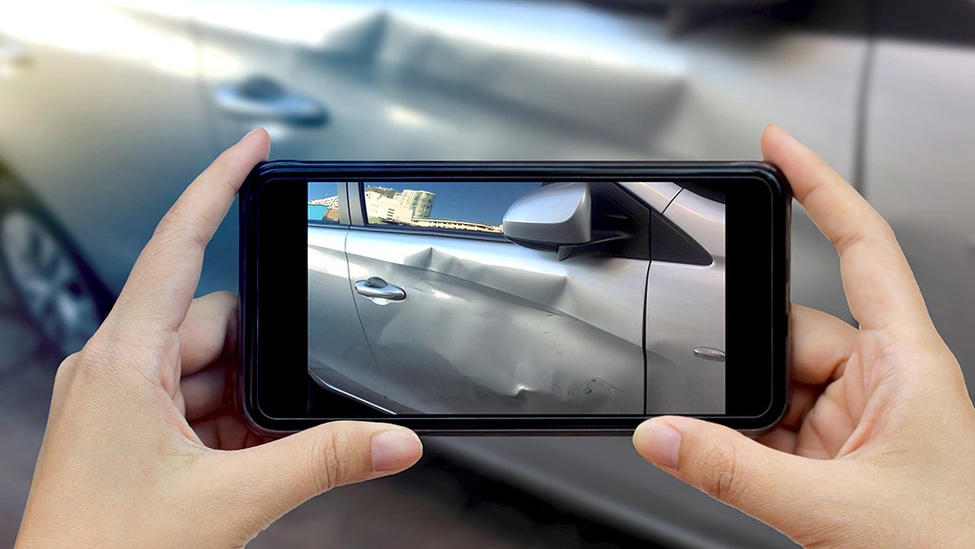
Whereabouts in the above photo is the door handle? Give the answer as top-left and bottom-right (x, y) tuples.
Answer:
(213, 75), (327, 127)
(693, 347), (726, 362)
(355, 277), (406, 302)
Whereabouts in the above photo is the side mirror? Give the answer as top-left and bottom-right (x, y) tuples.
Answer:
(503, 183), (592, 254)
(504, 182), (635, 261)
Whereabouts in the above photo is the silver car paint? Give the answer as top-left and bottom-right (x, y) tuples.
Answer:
(502, 183), (592, 246)
(307, 224), (388, 408)
(618, 182), (684, 214)
(863, 40), (975, 388)
(0, 1), (218, 292)
(646, 190), (727, 414)
(313, 183), (726, 416)
(342, 227), (647, 414)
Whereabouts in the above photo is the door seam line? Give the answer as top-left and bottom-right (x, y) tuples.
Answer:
(344, 230), (387, 399)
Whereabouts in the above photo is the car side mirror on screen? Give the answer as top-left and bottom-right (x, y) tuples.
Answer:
(503, 182), (632, 261)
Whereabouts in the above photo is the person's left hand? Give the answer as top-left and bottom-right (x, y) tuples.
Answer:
(15, 129), (424, 549)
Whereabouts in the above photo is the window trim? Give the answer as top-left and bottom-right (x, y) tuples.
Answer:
(348, 223), (513, 243)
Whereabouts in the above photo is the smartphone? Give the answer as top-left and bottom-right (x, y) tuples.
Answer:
(239, 162), (790, 435)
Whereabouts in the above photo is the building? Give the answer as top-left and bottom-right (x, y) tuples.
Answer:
(364, 186), (397, 200)
(362, 186), (437, 224)
(363, 189), (415, 223)
(399, 189), (435, 219)
(411, 218), (502, 233)
(313, 188), (479, 229)
(308, 195), (339, 208)
(308, 195), (341, 222)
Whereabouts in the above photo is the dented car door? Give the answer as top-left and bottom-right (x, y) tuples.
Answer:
(344, 182), (648, 415)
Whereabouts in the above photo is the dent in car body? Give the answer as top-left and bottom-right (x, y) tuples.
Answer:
(339, 230), (648, 415)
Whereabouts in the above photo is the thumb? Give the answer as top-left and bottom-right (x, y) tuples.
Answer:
(213, 421), (422, 532)
(633, 417), (824, 528)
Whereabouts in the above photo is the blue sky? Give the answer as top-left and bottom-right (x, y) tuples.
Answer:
(308, 182), (339, 201)
(308, 182), (541, 225)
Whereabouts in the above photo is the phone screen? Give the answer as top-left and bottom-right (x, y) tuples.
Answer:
(241, 163), (789, 433)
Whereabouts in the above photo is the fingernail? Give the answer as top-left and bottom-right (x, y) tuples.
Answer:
(633, 421), (681, 469)
(371, 430), (421, 472)
(237, 127), (259, 144)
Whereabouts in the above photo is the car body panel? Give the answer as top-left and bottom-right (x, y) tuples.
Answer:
(644, 260), (726, 414)
(645, 187), (727, 414)
(343, 226), (648, 415)
(307, 224), (387, 407)
(310, 179), (729, 417)
(0, 0), (217, 293)
(193, 1), (865, 167)
(618, 182), (683, 214)
(619, 183), (729, 414)
(863, 39), (975, 392)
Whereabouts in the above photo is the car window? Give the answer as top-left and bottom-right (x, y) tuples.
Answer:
(361, 182), (542, 236)
(307, 182), (342, 225)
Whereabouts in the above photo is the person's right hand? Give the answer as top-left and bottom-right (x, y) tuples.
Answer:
(633, 125), (975, 548)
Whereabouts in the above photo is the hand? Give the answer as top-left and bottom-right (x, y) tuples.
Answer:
(633, 125), (975, 548)
(15, 129), (423, 549)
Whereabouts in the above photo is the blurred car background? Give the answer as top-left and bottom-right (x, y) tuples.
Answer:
(1, 0), (973, 547)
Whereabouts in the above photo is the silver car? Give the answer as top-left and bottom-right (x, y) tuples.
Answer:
(2, 0), (973, 547)
(308, 181), (727, 415)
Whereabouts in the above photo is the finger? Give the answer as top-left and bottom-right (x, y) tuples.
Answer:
(790, 305), (857, 385)
(634, 416), (828, 527)
(180, 364), (227, 421)
(178, 292), (238, 376)
(112, 129), (269, 335)
(757, 428), (797, 454)
(191, 410), (265, 450)
(208, 422), (422, 532)
(795, 381), (858, 459)
(762, 125), (930, 334)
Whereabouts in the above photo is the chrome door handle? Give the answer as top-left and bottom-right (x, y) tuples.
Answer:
(355, 277), (406, 302)
(693, 347), (726, 362)
(213, 75), (327, 127)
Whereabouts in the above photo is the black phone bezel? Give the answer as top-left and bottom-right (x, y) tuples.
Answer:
(239, 161), (791, 435)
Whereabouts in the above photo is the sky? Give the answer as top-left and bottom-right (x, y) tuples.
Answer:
(308, 182), (340, 201)
(308, 181), (541, 225)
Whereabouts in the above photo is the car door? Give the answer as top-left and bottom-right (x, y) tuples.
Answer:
(622, 183), (728, 415)
(345, 181), (649, 415)
(305, 182), (387, 408)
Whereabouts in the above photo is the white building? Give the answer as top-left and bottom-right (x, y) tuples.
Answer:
(364, 190), (415, 223)
(399, 190), (435, 219)
(363, 187), (438, 224)
(411, 218), (502, 233)
(308, 195), (339, 208)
